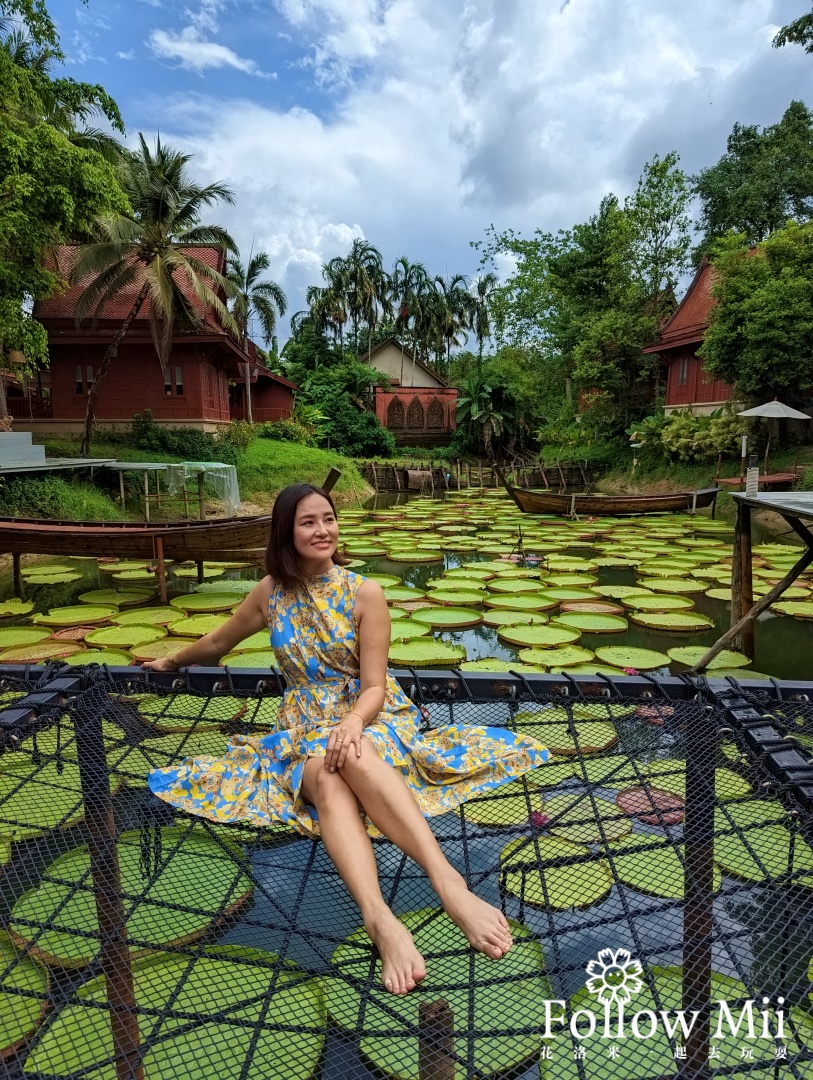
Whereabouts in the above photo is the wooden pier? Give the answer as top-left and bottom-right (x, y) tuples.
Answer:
(360, 460), (592, 494)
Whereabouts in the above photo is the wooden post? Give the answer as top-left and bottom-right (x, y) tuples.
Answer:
(155, 538), (167, 605)
(394, 465), (402, 491)
(12, 552), (22, 598)
(371, 462), (378, 492)
(740, 504), (754, 660)
(143, 472), (150, 523)
(466, 463), (471, 487)
(197, 472), (206, 520)
(196, 561), (205, 585)
(418, 999), (455, 1080)
(456, 459), (461, 490)
(557, 461), (566, 492)
(714, 453), (722, 482)
(182, 483), (189, 520)
(540, 465), (549, 488)
(119, 471), (126, 507)
(729, 503), (743, 636)
(478, 463), (483, 487)
(155, 471), (161, 511)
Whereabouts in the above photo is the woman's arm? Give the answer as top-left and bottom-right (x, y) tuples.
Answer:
(141, 577), (273, 671)
(324, 577), (390, 770)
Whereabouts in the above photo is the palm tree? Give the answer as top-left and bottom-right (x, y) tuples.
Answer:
(432, 274), (471, 375)
(227, 251), (287, 349)
(470, 272), (498, 371)
(391, 256), (428, 385)
(343, 239), (384, 354)
(71, 134), (238, 454)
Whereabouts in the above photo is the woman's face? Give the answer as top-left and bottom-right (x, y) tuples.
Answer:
(292, 493), (339, 563)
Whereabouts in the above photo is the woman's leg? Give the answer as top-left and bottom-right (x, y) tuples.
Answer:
(300, 757), (425, 994)
(338, 741), (513, 960)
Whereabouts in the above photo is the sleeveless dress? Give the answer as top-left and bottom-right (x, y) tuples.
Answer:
(148, 566), (549, 838)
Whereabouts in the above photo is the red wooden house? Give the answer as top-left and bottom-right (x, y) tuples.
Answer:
(644, 260), (734, 414)
(11, 246), (296, 436)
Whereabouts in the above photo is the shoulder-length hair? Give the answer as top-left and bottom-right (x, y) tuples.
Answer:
(265, 483), (349, 589)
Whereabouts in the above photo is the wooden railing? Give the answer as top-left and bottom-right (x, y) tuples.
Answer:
(7, 396), (52, 419)
(230, 406), (291, 423)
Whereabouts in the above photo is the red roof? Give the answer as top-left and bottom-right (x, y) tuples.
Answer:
(644, 261), (717, 354)
(35, 245), (226, 328)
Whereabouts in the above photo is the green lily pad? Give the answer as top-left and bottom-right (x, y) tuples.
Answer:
(709, 667), (772, 680)
(410, 606), (482, 629)
(705, 588), (732, 602)
(85, 625), (167, 648)
(344, 544), (389, 557)
(427, 577), (488, 592)
(382, 586), (427, 602)
(594, 646), (670, 671)
(0, 627), (51, 649)
(328, 909), (550, 1080)
(458, 658), (546, 672)
(463, 780), (544, 826)
(514, 712), (618, 756)
(621, 593), (695, 612)
(365, 574), (403, 587)
(78, 589), (152, 607)
(501, 835), (613, 909)
(0, 929), (49, 1058)
(386, 550), (443, 563)
(486, 578), (549, 594)
(0, 599), (34, 617)
(484, 594), (559, 611)
(0, 761), (87, 841)
(646, 760), (752, 801)
(167, 614), (230, 638)
(638, 576), (708, 594)
(497, 624), (582, 648)
(772, 600), (813, 618)
(425, 588), (487, 605)
(593, 585), (654, 599)
(111, 729), (231, 789)
(390, 619), (432, 641)
(24, 946), (325, 1079)
(523, 760), (577, 786)
(171, 566), (225, 580)
(195, 580), (255, 594)
(388, 640), (467, 667)
(544, 573), (598, 588)
(22, 571), (82, 585)
(112, 606), (182, 626)
(544, 792), (632, 843)
(549, 663), (628, 676)
(131, 638), (191, 662)
(536, 587), (601, 602)
(170, 594), (246, 613)
(552, 612), (629, 634)
(138, 693), (246, 731)
(517, 646), (596, 668)
(571, 754), (642, 788)
(667, 646), (751, 669)
(714, 800), (813, 885)
(11, 829), (253, 968)
(98, 559), (153, 573)
(62, 649), (133, 666)
(0, 641), (83, 663)
(32, 605), (117, 626)
(221, 648), (275, 667)
(482, 610), (549, 627)
(628, 611), (715, 632)
(112, 569), (158, 583)
(602, 834), (722, 899)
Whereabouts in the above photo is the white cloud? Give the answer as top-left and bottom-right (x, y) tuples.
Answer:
(134, 0), (810, 324)
(149, 1), (272, 76)
(117, 49), (135, 60)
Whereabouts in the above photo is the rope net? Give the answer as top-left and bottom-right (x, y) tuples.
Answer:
(1, 669), (811, 1079)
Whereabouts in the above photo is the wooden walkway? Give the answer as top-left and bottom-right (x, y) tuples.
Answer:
(716, 470), (801, 491)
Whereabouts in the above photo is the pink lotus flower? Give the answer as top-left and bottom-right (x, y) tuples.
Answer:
(530, 811), (550, 829)
(623, 667), (639, 676)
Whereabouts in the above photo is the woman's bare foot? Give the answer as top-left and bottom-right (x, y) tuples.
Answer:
(439, 881), (513, 959)
(365, 910), (426, 994)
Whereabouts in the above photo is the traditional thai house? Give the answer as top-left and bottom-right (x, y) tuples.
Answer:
(364, 338), (458, 446)
(11, 246), (296, 436)
(644, 260), (734, 414)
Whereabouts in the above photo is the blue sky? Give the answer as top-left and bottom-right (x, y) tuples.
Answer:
(52, 0), (813, 328)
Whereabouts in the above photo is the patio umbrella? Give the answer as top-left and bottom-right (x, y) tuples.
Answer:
(737, 399), (810, 471)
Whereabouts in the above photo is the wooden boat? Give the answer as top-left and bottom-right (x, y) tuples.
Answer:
(498, 476), (719, 517)
(0, 513), (275, 560)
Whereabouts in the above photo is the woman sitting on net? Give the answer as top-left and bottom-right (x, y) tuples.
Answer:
(143, 482), (548, 995)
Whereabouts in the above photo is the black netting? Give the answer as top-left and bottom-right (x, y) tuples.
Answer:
(1, 669), (812, 1080)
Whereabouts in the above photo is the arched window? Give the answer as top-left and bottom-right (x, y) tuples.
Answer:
(387, 396), (405, 428)
(427, 397), (444, 429)
(407, 397), (425, 429)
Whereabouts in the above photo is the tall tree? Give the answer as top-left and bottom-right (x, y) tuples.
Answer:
(470, 272), (498, 371)
(624, 151), (691, 302)
(342, 238), (385, 353)
(773, 7), (813, 52)
(227, 251), (287, 349)
(431, 274), (471, 375)
(71, 134), (238, 454)
(693, 101), (813, 250)
(390, 256), (428, 384)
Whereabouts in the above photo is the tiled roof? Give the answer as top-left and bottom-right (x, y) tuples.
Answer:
(644, 261), (717, 353)
(35, 245), (226, 327)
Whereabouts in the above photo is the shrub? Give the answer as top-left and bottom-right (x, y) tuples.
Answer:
(221, 419), (254, 451)
(658, 407), (742, 463)
(258, 419), (316, 445)
(0, 476), (124, 520)
(129, 410), (237, 464)
(321, 399), (395, 458)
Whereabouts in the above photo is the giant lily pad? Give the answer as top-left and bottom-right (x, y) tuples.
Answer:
(667, 646), (751, 670)
(517, 646), (596, 668)
(23, 571), (81, 585)
(10, 828), (253, 968)
(221, 649), (275, 668)
(594, 646), (669, 671)
(328, 909), (549, 1080)
(167, 614), (230, 638)
(388, 640), (467, 667)
(33, 605), (117, 626)
(593, 585), (654, 600)
(130, 639), (190, 662)
(0, 761), (87, 841)
(629, 611), (714, 632)
(463, 780), (544, 826)
(0, 641), (82, 663)
(85, 625), (167, 648)
(487, 578), (549, 594)
(458, 658), (546, 673)
(645, 760), (752, 801)
(552, 612), (628, 634)
(772, 601), (813, 619)
(621, 593), (695, 612)
(0, 599), (34, 618)
(482, 610), (549, 627)
(390, 619), (432, 641)
(544, 792), (632, 843)
(387, 550), (443, 563)
(501, 835), (613, 910)
(410, 606), (482, 629)
(78, 589), (152, 607)
(714, 800), (813, 885)
(496, 624), (581, 648)
(170, 594), (246, 613)
(112, 606), (182, 626)
(111, 729), (231, 789)
(615, 786), (685, 826)
(382, 586), (426, 602)
(195, 580), (255, 594)
(638, 576), (708, 595)
(514, 712), (617, 755)
(559, 601), (624, 614)
(24, 946), (325, 1079)
(0, 929), (49, 1059)
(62, 649), (132, 666)
(425, 588), (487, 605)
(602, 835), (721, 898)
(138, 693), (246, 731)
(0, 628), (51, 649)
(485, 594), (559, 611)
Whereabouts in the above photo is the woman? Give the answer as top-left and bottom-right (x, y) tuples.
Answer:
(144, 483), (548, 995)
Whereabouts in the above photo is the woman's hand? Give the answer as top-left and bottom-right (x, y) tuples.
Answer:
(141, 657), (180, 672)
(325, 713), (365, 772)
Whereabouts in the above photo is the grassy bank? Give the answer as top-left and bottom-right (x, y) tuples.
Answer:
(0, 475), (126, 520)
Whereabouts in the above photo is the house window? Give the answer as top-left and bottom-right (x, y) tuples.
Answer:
(165, 365), (185, 396)
(75, 365), (94, 394)
(677, 357), (689, 387)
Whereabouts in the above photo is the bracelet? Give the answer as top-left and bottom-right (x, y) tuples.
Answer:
(346, 710), (366, 726)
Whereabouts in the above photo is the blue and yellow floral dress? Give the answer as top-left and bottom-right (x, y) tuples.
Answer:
(148, 566), (548, 838)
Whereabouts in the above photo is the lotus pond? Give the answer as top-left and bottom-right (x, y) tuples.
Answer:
(2, 489), (812, 680)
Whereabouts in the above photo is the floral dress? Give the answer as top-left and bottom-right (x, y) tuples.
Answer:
(148, 566), (549, 838)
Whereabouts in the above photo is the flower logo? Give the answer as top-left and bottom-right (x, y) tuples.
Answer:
(585, 949), (644, 1005)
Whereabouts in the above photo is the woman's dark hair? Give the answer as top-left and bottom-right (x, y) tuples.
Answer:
(265, 483), (349, 588)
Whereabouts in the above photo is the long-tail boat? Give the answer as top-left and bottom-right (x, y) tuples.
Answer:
(497, 473), (719, 517)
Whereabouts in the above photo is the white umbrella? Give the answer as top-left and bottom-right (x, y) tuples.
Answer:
(737, 399), (810, 420)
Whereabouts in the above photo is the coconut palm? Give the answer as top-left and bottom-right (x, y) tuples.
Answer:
(71, 134), (238, 454)
(342, 239), (385, 354)
(432, 274), (472, 375)
(391, 256), (429, 384)
(227, 251), (287, 349)
(470, 272), (498, 371)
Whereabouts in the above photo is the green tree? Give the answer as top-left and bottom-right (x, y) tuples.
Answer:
(391, 255), (428, 383)
(700, 221), (813, 400)
(455, 371), (524, 460)
(227, 251), (287, 348)
(773, 7), (813, 52)
(71, 134), (238, 454)
(693, 101), (813, 250)
(470, 272), (498, 371)
(624, 151), (691, 300)
(341, 238), (386, 354)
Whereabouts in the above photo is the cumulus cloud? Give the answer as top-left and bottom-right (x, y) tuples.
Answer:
(149, 0), (273, 75)
(138, 0), (810, 319)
